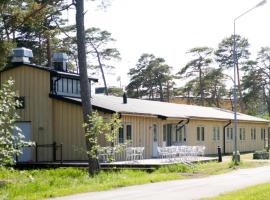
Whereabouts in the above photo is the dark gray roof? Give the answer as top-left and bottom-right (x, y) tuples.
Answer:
(62, 95), (269, 123)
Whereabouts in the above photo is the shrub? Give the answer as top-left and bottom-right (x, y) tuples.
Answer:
(253, 150), (269, 160)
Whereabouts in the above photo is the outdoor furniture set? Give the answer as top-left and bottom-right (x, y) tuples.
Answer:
(157, 145), (206, 162)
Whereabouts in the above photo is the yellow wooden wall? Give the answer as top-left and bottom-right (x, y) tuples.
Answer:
(186, 119), (267, 154)
(1, 66), (268, 161)
(0, 66), (53, 161)
(52, 99), (86, 160)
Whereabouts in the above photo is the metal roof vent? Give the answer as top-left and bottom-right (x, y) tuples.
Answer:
(52, 52), (68, 71)
(11, 47), (33, 64)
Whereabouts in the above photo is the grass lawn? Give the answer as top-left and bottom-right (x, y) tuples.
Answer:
(204, 182), (270, 200)
(0, 156), (268, 200)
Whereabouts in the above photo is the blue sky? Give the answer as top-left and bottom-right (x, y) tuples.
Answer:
(68, 0), (270, 89)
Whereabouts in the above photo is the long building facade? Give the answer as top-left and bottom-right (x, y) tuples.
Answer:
(0, 49), (269, 162)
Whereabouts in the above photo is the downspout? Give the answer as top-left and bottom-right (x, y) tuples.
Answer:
(223, 120), (231, 154)
(176, 119), (190, 142)
(177, 119), (190, 130)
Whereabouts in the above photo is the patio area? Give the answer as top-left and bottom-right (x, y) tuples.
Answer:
(105, 156), (217, 166)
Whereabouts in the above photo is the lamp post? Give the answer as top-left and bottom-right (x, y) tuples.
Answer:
(232, 0), (267, 163)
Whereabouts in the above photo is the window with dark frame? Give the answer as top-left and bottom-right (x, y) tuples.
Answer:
(126, 124), (132, 141)
(118, 127), (124, 143)
(15, 97), (25, 109)
(197, 126), (205, 141)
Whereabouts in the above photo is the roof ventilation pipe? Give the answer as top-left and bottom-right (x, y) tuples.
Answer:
(11, 47), (33, 64)
(123, 92), (127, 104)
(52, 53), (68, 72)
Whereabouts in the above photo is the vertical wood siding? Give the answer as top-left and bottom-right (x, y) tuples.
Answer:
(1, 66), (53, 161)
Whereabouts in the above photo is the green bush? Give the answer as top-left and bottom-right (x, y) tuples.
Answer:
(253, 150), (269, 160)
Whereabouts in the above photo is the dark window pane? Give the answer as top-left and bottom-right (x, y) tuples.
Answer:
(126, 125), (132, 140)
(119, 127), (124, 143)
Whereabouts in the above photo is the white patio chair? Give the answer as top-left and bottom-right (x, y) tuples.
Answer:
(135, 147), (144, 160)
(126, 147), (135, 161)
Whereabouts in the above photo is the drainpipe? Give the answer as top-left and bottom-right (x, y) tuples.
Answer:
(223, 120), (231, 154)
(177, 119), (190, 130)
(176, 119), (190, 143)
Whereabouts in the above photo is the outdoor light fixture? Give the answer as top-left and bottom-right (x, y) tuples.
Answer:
(232, 0), (267, 163)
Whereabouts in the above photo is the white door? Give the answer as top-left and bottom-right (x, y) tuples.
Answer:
(14, 122), (32, 162)
(152, 124), (158, 157)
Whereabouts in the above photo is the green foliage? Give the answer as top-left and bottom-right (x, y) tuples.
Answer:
(0, 79), (33, 166)
(126, 53), (175, 101)
(0, 159), (267, 199)
(0, 167), (183, 199)
(178, 47), (213, 106)
(204, 183), (270, 200)
(253, 150), (269, 160)
(84, 112), (122, 161)
(215, 35), (250, 69)
(107, 87), (124, 97)
(0, 41), (15, 70)
(155, 164), (192, 173)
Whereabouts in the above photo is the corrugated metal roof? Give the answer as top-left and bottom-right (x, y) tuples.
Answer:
(64, 95), (269, 123)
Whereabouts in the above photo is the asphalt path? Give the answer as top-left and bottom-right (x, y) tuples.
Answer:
(51, 165), (270, 200)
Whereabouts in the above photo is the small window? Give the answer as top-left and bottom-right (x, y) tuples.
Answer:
(251, 128), (256, 140)
(261, 128), (265, 140)
(176, 125), (186, 142)
(153, 124), (158, 142)
(126, 124), (132, 141)
(197, 126), (205, 141)
(239, 128), (245, 141)
(15, 97), (25, 109)
(213, 127), (220, 141)
(163, 125), (167, 142)
(226, 127), (233, 140)
(118, 127), (124, 143)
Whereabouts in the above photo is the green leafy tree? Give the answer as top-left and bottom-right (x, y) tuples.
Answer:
(178, 47), (213, 106)
(242, 48), (270, 116)
(0, 79), (32, 166)
(215, 35), (250, 113)
(84, 111), (122, 164)
(127, 54), (174, 101)
(203, 68), (227, 107)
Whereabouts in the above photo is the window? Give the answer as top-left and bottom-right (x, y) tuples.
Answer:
(163, 125), (167, 142)
(15, 96), (25, 109)
(119, 124), (132, 143)
(239, 128), (246, 140)
(261, 128), (266, 140)
(118, 127), (124, 143)
(226, 127), (233, 140)
(213, 127), (220, 141)
(197, 126), (205, 141)
(126, 124), (132, 141)
(251, 128), (256, 140)
(153, 124), (158, 142)
(176, 125), (186, 142)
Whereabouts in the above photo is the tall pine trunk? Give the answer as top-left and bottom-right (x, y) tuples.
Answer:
(199, 67), (204, 106)
(75, 0), (100, 176)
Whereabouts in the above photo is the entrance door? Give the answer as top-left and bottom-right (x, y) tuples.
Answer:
(14, 122), (32, 162)
(152, 124), (158, 157)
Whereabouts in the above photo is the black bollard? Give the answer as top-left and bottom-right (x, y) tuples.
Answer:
(217, 146), (222, 162)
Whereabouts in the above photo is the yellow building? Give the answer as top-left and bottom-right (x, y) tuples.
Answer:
(0, 48), (269, 162)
